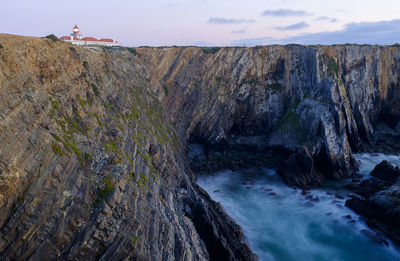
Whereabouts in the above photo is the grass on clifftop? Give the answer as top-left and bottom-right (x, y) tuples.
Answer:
(201, 47), (221, 54)
(127, 47), (138, 56)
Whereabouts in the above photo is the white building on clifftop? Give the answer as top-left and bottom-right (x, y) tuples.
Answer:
(59, 25), (121, 47)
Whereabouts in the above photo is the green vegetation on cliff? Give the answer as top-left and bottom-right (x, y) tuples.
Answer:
(201, 47), (221, 54)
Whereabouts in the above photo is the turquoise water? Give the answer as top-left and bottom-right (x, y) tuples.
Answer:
(197, 154), (400, 261)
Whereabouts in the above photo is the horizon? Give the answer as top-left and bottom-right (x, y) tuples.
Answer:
(1, 0), (400, 47)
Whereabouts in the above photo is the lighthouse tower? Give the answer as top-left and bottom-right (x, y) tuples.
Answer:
(71, 25), (82, 39)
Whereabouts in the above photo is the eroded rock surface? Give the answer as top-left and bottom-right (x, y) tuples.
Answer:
(0, 35), (256, 261)
(140, 45), (400, 187)
(1, 34), (400, 259)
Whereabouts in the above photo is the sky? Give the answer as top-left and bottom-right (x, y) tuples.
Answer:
(1, 0), (400, 46)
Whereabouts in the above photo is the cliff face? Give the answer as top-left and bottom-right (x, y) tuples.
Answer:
(0, 35), (256, 261)
(140, 45), (400, 187)
(0, 34), (400, 260)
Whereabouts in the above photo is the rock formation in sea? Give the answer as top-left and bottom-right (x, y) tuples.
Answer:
(346, 160), (400, 245)
(0, 34), (399, 259)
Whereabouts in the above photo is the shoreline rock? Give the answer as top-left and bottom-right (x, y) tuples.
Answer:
(345, 160), (400, 246)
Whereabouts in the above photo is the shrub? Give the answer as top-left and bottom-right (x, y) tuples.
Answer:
(95, 177), (115, 205)
(52, 142), (63, 156)
(82, 61), (89, 69)
(44, 34), (59, 42)
(268, 83), (282, 91)
(201, 47), (221, 54)
(91, 83), (99, 96)
(0, 43), (3, 49)
(327, 56), (339, 77)
(127, 47), (138, 56)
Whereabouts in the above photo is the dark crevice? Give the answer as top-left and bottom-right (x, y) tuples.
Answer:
(190, 201), (232, 261)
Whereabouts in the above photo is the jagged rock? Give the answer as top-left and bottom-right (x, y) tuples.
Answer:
(345, 186), (400, 246)
(2, 34), (400, 259)
(346, 178), (391, 198)
(361, 229), (389, 246)
(370, 160), (400, 183)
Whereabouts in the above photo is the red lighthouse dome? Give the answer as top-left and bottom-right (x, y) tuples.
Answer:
(73, 25), (79, 34)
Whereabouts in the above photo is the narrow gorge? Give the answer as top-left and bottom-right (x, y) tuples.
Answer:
(0, 34), (400, 260)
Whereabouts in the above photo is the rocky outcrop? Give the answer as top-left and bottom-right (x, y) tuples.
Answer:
(0, 35), (256, 260)
(370, 160), (400, 183)
(140, 45), (400, 188)
(346, 161), (400, 245)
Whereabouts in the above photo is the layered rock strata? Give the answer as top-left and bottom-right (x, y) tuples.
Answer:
(141, 45), (400, 187)
(0, 35), (256, 261)
(1, 34), (400, 259)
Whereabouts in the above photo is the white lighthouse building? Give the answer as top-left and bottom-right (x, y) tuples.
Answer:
(59, 25), (121, 47)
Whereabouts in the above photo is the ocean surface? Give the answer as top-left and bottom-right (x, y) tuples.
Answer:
(197, 153), (400, 261)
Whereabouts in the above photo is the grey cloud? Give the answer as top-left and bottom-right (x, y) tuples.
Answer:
(232, 19), (400, 46)
(275, 21), (309, 31)
(315, 16), (338, 23)
(262, 9), (312, 17)
(283, 19), (400, 45)
(207, 17), (255, 24)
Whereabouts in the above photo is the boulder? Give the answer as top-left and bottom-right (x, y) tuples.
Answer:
(370, 160), (400, 183)
(346, 178), (391, 198)
(345, 186), (400, 246)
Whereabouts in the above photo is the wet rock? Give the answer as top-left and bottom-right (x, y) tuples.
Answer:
(361, 229), (389, 246)
(346, 178), (391, 198)
(346, 192), (400, 246)
(345, 198), (370, 216)
(335, 194), (345, 199)
(311, 197), (320, 202)
(243, 180), (255, 186)
(370, 160), (400, 183)
(352, 174), (362, 182)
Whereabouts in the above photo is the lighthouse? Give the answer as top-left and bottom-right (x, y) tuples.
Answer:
(71, 25), (82, 39)
(59, 25), (121, 46)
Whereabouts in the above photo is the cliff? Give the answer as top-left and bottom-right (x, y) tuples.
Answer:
(0, 35), (256, 261)
(0, 34), (400, 260)
(140, 45), (400, 187)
